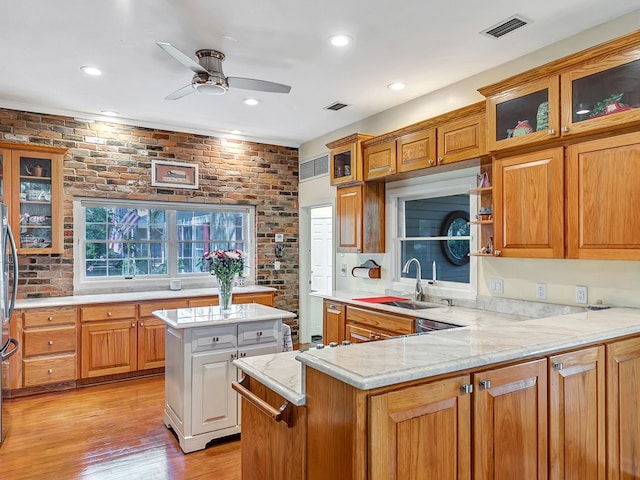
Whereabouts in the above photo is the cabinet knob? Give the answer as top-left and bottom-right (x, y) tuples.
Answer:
(460, 383), (473, 395)
(548, 129), (556, 135)
(437, 157), (443, 163)
(131, 322), (136, 328)
(256, 331), (263, 337)
(493, 250), (501, 257)
(48, 369), (53, 374)
(140, 322), (144, 327)
(479, 379), (492, 390)
(107, 312), (112, 317)
(47, 316), (53, 321)
(48, 340), (53, 345)
(553, 362), (563, 371)
(231, 353), (238, 360)
(561, 126), (569, 133)
(428, 159), (434, 165)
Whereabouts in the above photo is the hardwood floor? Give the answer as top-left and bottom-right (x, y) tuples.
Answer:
(0, 376), (241, 480)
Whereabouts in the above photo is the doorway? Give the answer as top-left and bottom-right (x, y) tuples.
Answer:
(299, 204), (333, 344)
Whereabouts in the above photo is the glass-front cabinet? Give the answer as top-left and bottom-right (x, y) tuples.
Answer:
(561, 50), (640, 137)
(485, 76), (560, 151)
(327, 133), (373, 186)
(0, 144), (65, 254)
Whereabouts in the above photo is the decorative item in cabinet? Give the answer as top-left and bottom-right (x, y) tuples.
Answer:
(0, 143), (65, 254)
(560, 48), (640, 138)
(468, 165), (496, 257)
(326, 133), (373, 185)
(481, 75), (560, 152)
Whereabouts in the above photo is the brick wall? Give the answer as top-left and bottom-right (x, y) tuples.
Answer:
(0, 108), (300, 336)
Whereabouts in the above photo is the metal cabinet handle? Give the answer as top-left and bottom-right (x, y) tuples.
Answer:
(48, 340), (53, 345)
(131, 322), (136, 328)
(479, 379), (492, 390)
(107, 312), (112, 317)
(48, 369), (53, 374)
(561, 126), (569, 133)
(428, 159), (434, 165)
(548, 129), (556, 135)
(553, 362), (563, 371)
(493, 250), (501, 257)
(437, 157), (443, 163)
(460, 384), (473, 394)
(232, 376), (291, 426)
(231, 353), (238, 360)
(256, 331), (263, 337)
(326, 308), (341, 315)
(140, 322), (144, 327)
(47, 316), (53, 321)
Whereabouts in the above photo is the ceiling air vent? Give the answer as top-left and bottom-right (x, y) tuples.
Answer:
(481, 15), (530, 39)
(324, 101), (349, 111)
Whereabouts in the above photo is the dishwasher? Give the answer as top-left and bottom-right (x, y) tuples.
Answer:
(415, 318), (462, 333)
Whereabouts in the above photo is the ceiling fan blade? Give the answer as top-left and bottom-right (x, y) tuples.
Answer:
(157, 42), (207, 74)
(228, 77), (291, 94)
(165, 84), (196, 100)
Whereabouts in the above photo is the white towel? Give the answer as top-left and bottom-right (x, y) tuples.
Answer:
(282, 323), (293, 352)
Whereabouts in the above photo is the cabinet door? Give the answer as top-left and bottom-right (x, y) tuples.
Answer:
(437, 114), (486, 165)
(364, 140), (396, 180)
(0, 148), (13, 204)
(548, 346), (605, 480)
(137, 317), (165, 370)
(323, 301), (345, 344)
(493, 147), (564, 258)
(10, 148), (65, 254)
(345, 323), (392, 343)
(566, 132), (640, 260)
(337, 185), (362, 253)
(330, 143), (358, 185)
(191, 349), (238, 436)
(369, 374), (471, 480)
(474, 359), (547, 480)
(606, 336), (640, 480)
(486, 75), (560, 151)
(80, 319), (137, 378)
(396, 128), (436, 172)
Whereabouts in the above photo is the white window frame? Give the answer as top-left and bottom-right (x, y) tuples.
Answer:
(73, 197), (256, 294)
(386, 172), (479, 300)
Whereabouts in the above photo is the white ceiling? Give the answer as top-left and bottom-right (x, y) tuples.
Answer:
(1, 1), (639, 147)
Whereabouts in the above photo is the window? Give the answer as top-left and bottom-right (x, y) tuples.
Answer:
(387, 174), (478, 297)
(74, 198), (254, 292)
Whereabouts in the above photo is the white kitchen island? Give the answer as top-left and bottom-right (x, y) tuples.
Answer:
(153, 303), (295, 453)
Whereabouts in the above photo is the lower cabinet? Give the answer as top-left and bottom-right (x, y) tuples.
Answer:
(322, 300), (346, 344)
(370, 374), (471, 480)
(164, 319), (282, 453)
(345, 306), (414, 343)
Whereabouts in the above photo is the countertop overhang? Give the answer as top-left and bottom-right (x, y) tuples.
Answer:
(152, 303), (296, 329)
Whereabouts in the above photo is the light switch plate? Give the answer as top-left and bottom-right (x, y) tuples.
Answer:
(576, 285), (588, 304)
(275, 234), (284, 243)
(536, 283), (547, 300)
(489, 278), (503, 294)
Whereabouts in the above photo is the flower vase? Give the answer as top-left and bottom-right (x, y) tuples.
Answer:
(217, 276), (234, 312)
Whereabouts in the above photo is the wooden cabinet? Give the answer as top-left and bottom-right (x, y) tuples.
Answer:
(370, 374), (471, 480)
(327, 133), (373, 185)
(437, 113), (486, 165)
(566, 132), (640, 260)
(363, 139), (396, 180)
(0, 142), (65, 254)
(138, 299), (188, 370)
(606, 336), (640, 480)
(395, 127), (436, 172)
(345, 306), (413, 343)
(473, 358), (548, 480)
(81, 318), (137, 378)
(336, 183), (385, 253)
(20, 307), (77, 387)
(493, 147), (564, 258)
(322, 300), (345, 344)
(548, 346), (605, 480)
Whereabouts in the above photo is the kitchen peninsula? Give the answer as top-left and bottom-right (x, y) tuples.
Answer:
(234, 306), (640, 480)
(153, 303), (295, 453)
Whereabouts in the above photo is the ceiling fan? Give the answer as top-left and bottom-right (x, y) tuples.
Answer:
(157, 42), (292, 100)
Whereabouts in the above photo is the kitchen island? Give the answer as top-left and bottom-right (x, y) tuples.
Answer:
(234, 306), (640, 480)
(153, 303), (295, 453)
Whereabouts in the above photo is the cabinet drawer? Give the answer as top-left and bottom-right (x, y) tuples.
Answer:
(23, 307), (76, 327)
(23, 354), (76, 387)
(80, 304), (136, 322)
(23, 326), (76, 356)
(238, 320), (280, 347)
(346, 307), (413, 335)
(191, 325), (237, 353)
(139, 300), (188, 318)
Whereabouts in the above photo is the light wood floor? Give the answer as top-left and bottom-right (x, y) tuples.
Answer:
(0, 376), (241, 480)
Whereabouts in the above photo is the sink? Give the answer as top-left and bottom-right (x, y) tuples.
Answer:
(379, 300), (438, 310)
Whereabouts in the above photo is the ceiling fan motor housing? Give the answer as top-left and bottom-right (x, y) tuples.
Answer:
(194, 50), (228, 94)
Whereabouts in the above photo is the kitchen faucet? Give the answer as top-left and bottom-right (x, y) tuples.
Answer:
(402, 258), (424, 302)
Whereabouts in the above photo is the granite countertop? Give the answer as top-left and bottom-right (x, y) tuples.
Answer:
(152, 303), (296, 329)
(235, 306), (640, 406)
(14, 285), (276, 309)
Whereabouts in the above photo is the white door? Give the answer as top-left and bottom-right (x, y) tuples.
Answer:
(310, 206), (333, 294)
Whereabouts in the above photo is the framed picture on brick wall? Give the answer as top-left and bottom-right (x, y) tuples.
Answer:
(151, 160), (199, 189)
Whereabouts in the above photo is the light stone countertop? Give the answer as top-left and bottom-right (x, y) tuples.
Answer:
(235, 306), (640, 405)
(14, 285), (276, 309)
(152, 303), (296, 329)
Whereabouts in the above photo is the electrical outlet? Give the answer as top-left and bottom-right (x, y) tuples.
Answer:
(536, 283), (547, 300)
(576, 285), (588, 304)
(489, 278), (503, 294)
(340, 264), (347, 277)
(275, 234), (284, 243)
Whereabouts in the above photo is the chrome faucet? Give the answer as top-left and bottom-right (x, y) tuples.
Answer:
(402, 258), (424, 302)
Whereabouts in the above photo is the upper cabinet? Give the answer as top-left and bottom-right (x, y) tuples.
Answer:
(364, 139), (397, 180)
(481, 32), (640, 152)
(436, 113), (486, 165)
(336, 183), (385, 253)
(327, 133), (373, 186)
(0, 143), (65, 254)
(396, 127), (436, 173)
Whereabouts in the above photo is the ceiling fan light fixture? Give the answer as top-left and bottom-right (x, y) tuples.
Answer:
(195, 83), (228, 95)
(81, 66), (102, 76)
(329, 34), (352, 47)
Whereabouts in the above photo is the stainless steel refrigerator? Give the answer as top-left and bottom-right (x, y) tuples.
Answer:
(0, 203), (19, 445)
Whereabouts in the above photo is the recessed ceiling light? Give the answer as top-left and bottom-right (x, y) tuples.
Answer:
(81, 66), (102, 76)
(387, 82), (406, 91)
(101, 110), (118, 117)
(329, 34), (352, 47)
(229, 129), (243, 135)
(243, 98), (260, 106)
